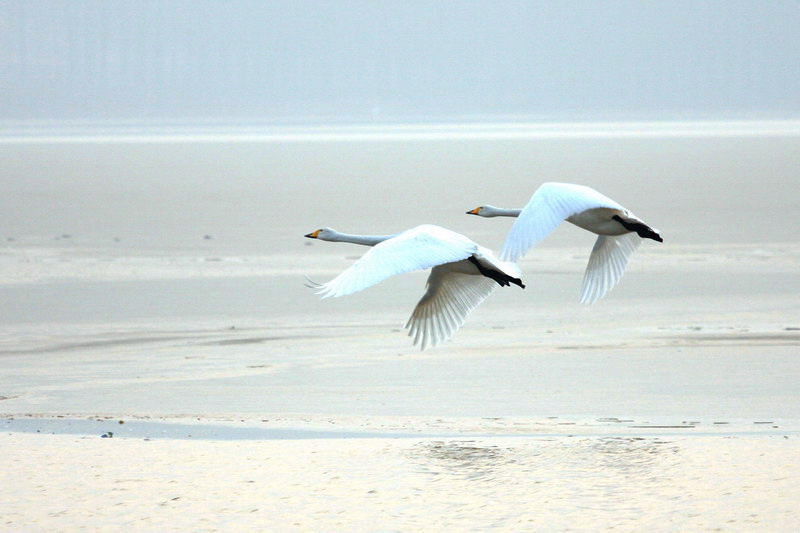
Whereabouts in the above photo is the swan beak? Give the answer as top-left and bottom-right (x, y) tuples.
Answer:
(304, 229), (321, 239)
(466, 207), (480, 215)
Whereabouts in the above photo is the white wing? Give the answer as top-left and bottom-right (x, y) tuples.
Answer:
(501, 182), (625, 262)
(313, 225), (477, 298)
(405, 264), (497, 350)
(580, 232), (641, 304)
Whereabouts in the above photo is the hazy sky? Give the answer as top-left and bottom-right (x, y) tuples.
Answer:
(1, 0), (799, 123)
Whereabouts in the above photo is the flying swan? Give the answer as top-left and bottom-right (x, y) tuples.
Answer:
(304, 224), (524, 350)
(466, 182), (662, 304)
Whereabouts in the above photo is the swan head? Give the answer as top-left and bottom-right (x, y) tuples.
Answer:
(304, 227), (339, 241)
(466, 205), (502, 217)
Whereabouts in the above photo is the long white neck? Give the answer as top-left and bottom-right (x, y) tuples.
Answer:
(326, 232), (395, 246)
(486, 207), (522, 218)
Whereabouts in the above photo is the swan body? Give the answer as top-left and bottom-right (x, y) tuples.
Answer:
(305, 224), (524, 349)
(467, 182), (662, 304)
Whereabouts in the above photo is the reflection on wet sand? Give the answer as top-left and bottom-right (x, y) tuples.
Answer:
(409, 437), (680, 487)
(392, 435), (793, 529)
(412, 441), (511, 481)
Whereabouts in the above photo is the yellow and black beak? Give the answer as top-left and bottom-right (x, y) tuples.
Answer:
(466, 207), (481, 215)
(304, 229), (321, 239)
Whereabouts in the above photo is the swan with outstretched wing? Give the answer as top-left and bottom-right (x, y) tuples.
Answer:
(467, 182), (662, 304)
(305, 224), (524, 350)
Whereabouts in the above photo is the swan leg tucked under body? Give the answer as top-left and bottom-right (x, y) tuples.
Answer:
(467, 182), (662, 304)
(305, 225), (524, 350)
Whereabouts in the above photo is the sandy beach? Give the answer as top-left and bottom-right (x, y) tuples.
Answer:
(2, 430), (799, 531)
(1, 131), (799, 531)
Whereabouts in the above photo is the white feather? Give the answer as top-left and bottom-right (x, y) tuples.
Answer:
(580, 232), (642, 304)
(501, 182), (625, 262)
(405, 266), (497, 350)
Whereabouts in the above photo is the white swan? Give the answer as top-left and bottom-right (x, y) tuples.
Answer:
(304, 224), (524, 350)
(466, 182), (662, 304)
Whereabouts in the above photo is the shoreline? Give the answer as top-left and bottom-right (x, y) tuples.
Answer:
(3, 414), (799, 441)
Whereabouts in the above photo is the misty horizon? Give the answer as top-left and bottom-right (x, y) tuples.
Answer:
(2, 1), (799, 126)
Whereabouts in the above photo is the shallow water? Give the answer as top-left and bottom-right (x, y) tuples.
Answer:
(2, 127), (799, 251)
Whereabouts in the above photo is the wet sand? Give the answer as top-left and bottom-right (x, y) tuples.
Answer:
(2, 431), (799, 531)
